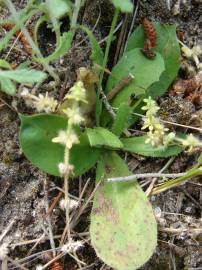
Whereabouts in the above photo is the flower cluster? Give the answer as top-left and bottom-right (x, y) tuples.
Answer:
(181, 44), (202, 70)
(52, 81), (87, 177)
(175, 134), (202, 152)
(141, 97), (202, 152)
(20, 88), (58, 113)
(141, 97), (175, 147)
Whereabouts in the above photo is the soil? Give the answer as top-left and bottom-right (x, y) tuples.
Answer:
(0, 0), (201, 270)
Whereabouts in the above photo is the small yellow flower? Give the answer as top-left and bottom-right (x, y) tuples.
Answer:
(52, 129), (79, 149)
(63, 107), (85, 125)
(20, 89), (58, 113)
(58, 162), (74, 176)
(142, 97), (159, 115)
(142, 97), (176, 147)
(176, 134), (202, 152)
(181, 46), (193, 58)
(34, 92), (58, 113)
(64, 81), (87, 103)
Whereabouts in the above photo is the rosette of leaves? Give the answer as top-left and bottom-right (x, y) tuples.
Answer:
(19, 16), (183, 270)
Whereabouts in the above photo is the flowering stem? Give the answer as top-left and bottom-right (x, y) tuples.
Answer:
(64, 174), (71, 242)
(63, 135), (71, 243)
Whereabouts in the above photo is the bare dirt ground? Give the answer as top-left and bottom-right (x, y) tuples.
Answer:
(0, 0), (202, 269)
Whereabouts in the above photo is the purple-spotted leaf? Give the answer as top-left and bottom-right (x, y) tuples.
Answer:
(90, 151), (157, 270)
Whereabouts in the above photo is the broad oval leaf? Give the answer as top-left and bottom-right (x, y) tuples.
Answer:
(19, 114), (100, 177)
(111, 0), (133, 13)
(90, 152), (157, 270)
(121, 136), (183, 157)
(86, 127), (123, 149)
(126, 23), (180, 98)
(106, 48), (165, 108)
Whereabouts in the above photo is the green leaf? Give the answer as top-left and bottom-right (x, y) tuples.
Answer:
(19, 114), (101, 177)
(106, 48), (165, 108)
(121, 136), (183, 157)
(111, 0), (133, 13)
(0, 76), (16, 95)
(126, 23), (180, 98)
(17, 60), (31, 70)
(111, 103), (131, 136)
(45, 0), (71, 20)
(0, 69), (47, 83)
(0, 59), (11, 69)
(80, 26), (104, 67)
(86, 127), (123, 149)
(90, 151), (157, 270)
(198, 153), (202, 164)
(36, 31), (73, 63)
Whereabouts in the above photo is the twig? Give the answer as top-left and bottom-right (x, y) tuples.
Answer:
(7, 257), (28, 270)
(145, 156), (175, 196)
(0, 217), (17, 242)
(2, 257), (8, 270)
(131, 111), (202, 133)
(75, 5), (101, 48)
(10, 235), (62, 248)
(100, 87), (116, 119)
(124, 0), (139, 52)
(70, 177), (91, 222)
(107, 172), (186, 183)
(166, 0), (171, 10)
(0, 97), (18, 113)
(70, 180), (102, 229)
(98, 20), (123, 45)
(180, 188), (202, 210)
(113, 14), (129, 64)
(45, 191), (63, 218)
(159, 227), (202, 235)
(107, 74), (134, 101)
(43, 178), (56, 257)
(41, 252), (64, 270)
(26, 233), (46, 256)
